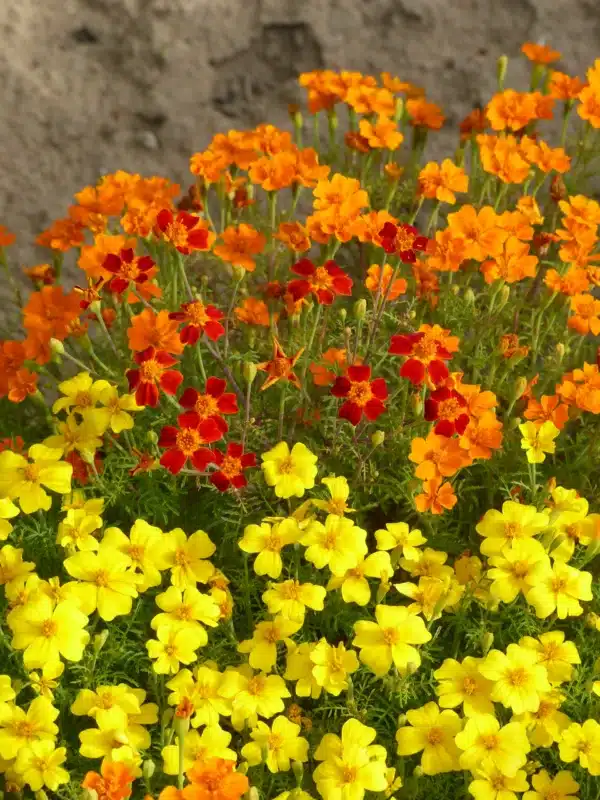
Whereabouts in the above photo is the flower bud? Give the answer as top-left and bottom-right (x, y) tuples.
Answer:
(376, 580), (391, 603)
(35, 792), (49, 800)
(411, 392), (423, 416)
(93, 630), (109, 654)
(232, 265), (246, 283)
(49, 338), (65, 356)
(79, 333), (93, 352)
(247, 789), (260, 800)
(146, 430), (159, 445)
(451, 284), (460, 296)
(161, 709), (174, 729)
(142, 759), (155, 781)
(513, 376), (528, 401)
(394, 96), (405, 123)
(508, 416), (522, 430)
(82, 791), (98, 800)
(481, 631), (494, 655)
(586, 612), (600, 631)
(556, 342), (565, 362)
(173, 713), (190, 739)
(237, 761), (249, 775)
(292, 760), (304, 784)
(243, 362), (257, 386)
(464, 287), (475, 306)
(497, 55), (508, 90)
(497, 285), (510, 309)
(339, 307), (347, 323)
(353, 299), (367, 321)
(371, 430), (385, 447)
(413, 766), (424, 778)
(288, 104), (303, 128)
(409, 309), (417, 320)
(397, 713), (408, 727)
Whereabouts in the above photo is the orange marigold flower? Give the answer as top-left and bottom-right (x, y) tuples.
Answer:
(36, 217), (85, 251)
(253, 123), (294, 155)
(524, 394), (569, 430)
(557, 363), (600, 413)
(415, 476), (457, 515)
(184, 758), (249, 800)
(406, 98), (445, 130)
(207, 130), (259, 170)
(365, 263), (407, 300)
(447, 204), (507, 260)
(559, 194), (600, 229)
(7, 369), (39, 404)
(486, 90), (538, 131)
(310, 348), (348, 387)
(82, 761), (135, 800)
(558, 233), (600, 270)
(459, 108), (487, 140)
(379, 222), (429, 263)
(345, 85), (396, 116)
(459, 411), (504, 460)
(380, 72), (424, 97)
(412, 259), (440, 308)
(234, 297), (272, 327)
(75, 182), (126, 218)
(517, 196), (544, 225)
(425, 387), (470, 437)
(0, 225), (16, 246)
(274, 221), (311, 253)
(568, 292), (600, 335)
(0, 340), (28, 397)
(313, 173), (369, 213)
(288, 258), (353, 305)
(480, 236), (538, 284)
(549, 71), (587, 101)
(68, 203), (107, 235)
(409, 432), (468, 480)
(545, 266), (590, 296)
(358, 116), (403, 150)
(499, 334), (529, 359)
(477, 134), (531, 184)
(248, 152), (297, 191)
(23, 263), (56, 285)
(158, 412), (222, 475)
(577, 85), (600, 128)
(345, 131), (371, 154)
(293, 147), (330, 188)
(418, 159), (469, 204)
(78, 234), (138, 281)
(22, 286), (81, 342)
(257, 338), (304, 390)
(426, 228), (468, 273)
(520, 137), (571, 174)
(130, 448), (160, 477)
(169, 301), (225, 345)
(350, 209), (397, 247)
(521, 42), (561, 64)
(449, 377), (498, 419)
(389, 324), (459, 386)
(128, 309), (184, 354)
(497, 210), (534, 241)
(213, 224), (266, 272)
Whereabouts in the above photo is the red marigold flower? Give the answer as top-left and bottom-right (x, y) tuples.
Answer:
(129, 448), (160, 477)
(158, 411), (223, 474)
(379, 222), (429, 263)
(126, 346), (183, 408)
(66, 450), (104, 486)
(288, 258), (353, 305)
(179, 377), (238, 435)
(169, 300), (225, 344)
(389, 332), (454, 386)
(103, 247), (156, 295)
(331, 364), (388, 426)
(424, 387), (470, 437)
(155, 209), (214, 255)
(210, 442), (256, 491)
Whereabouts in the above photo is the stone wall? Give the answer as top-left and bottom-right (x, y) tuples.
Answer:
(0, 0), (598, 270)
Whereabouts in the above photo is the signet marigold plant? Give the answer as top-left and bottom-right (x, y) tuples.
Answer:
(1, 42), (600, 800)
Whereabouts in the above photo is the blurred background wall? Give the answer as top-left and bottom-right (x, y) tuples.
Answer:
(0, 0), (598, 267)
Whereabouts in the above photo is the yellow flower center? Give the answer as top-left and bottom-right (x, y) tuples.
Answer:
(535, 701), (554, 720)
(463, 676), (478, 695)
(165, 221), (190, 248)
(98, 693), (115, 709)
(176, 604), (193, 620)
(491, 775), (507, 790)
(426, 727), (444, 745)
(413, 337), (438, 361)
(194, 393), (219, 418)
(219, 455), (242, 480)
(196, 684), (215, 699)
(23, 464), (41, 483)
(175, 550), (190, 566)
(75, 390), (93, 407)
(437, 398), (461, 421)
(41, 619), (57, 638)
(348, 381), (373, 408)
(327, 499), (347, 515)
(551, 576), (568, 593)
(481, 734), (499, 751)
(247, 676), (266, 696)
(14, 721), (35, 740)
(272, 358), (292, 378)
(577, 739), (592, 755)
(342, 764), (358, 784)
(382, 627), (399, 645)
(512, 561), (531, 579)
(504, 521), (521, 540)
(266, 533), (282, 552)
(186, 301), (210, 326)
(32, 756), (50, 772)
(545, 792), (561, 800)
(264, 626), (281, 643)
(128, 545), (143, 562)
(164, 644), (177, 657)
(268, 733), (283, 751)
(328, 650), (346, 673)
(278, 456), (295, 474)
(95, 570), (109, 587)
(176, 428), (201, 456)
(140, 360), (163, 381)
(565, 523), (580, 541)
(281, 581), (301, 599)
(324, 532), (338, 550)
(507, 667), (528, 687)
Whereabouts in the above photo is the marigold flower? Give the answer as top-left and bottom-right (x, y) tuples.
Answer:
(389, 325), (458, 386)
(418, 159), (469, 204)
(126, 346), (183, 407)
(481, 236), (539, 284)
(478, 132), (532, 184)
(127, 309), (184, 355)
(310, 347), (348, 387)
(396, 702), (461, 775)
(301, 514), (367, 576)
(210, 443), (256, 491)
(82, 760), (135, 800)
(424, 387), (470, 437)
(549, 71), (587, 100)
(409, 432), (468, 479)
(331, 364), (387, 426)
(479, 643), (552, 714)
(379, 221), (429, 263)
(273, 221), (311, 252)
(350, 209), (397, 247)
(447, 204), (507, 260)
(568, 292), (600, 335)
(241, 715), (309, 772)
(434, 656), (495, 717)
(519, 420), (559, 463)
(36, 217), (85, 251)
(248, 151), (298, 191)
(169, 300), (225, 345)
(358, 116), (403, 150)
(415, 476), (458, 515)
(158, 412), (222, 475)
(406, 98), (445, 129)
(288, 258), (353, 305)
(559, 720), (600, 775)
(22, 286), (81, 343)
(218, 667), (290, 730)
(257, 339), (304, 391)
(455, 714), (530, 777)
(262, 441), (317, 499)
(577, 84), (600, 128)
(234, 297), (272, 326)
(375, 521), (426, 562)
(312, 173), (369, 214)
(522, 42), (561, 64)
(459, 107), (487, 139)
(520, 630), (580, 685)
(365, 263), (407, 299)
(486, 89), (539, 131)
(524, 395), (569, 430)
(459, 411), (503, 460)
(213, 223), (266, 272)
(526, 769), (580, 800)
(345, 130), (371, 153)
(526, 560), (592, 619)
(155, 209), (214, 255)
(179, 378), (237, 431)
(353, 604), (431, 676)
(239, 518), (300, 578)
(0, 444), (73, 514)
(262, 579), (326, 622)
(103, 248), (156, 296)
(23, 263), (55, 285)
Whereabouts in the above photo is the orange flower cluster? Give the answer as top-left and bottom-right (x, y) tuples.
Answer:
(159, 758), (249, 800)
(556, 362), (600, 415)
(577, 58), (600, 127)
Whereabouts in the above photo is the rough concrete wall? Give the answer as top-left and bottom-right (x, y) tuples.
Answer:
(0, 0), (599, 270)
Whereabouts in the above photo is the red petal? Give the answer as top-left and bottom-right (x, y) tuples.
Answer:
(424, 398), (438, 421)
(206, 377), (226, 398)
(231, 474), (248, 489)
(198, 419), (224, 444)
(226, 442), (244, 458)
(399, 250), (417, 264)
(213, 415), (229, 435)
(434, 420), (455, 437)
(126, 369), (140, 391)
(427, 360), (449, 385)
(180, 325), (200, 345)
(108, 277), (128, 295)
(137, 382), (159, 407)
(347, 364), (371, 382)
(389, 334), (420, 356)
(210, 471), (230, 491)
(136, 346), (156, 364)
(364, 399), (386, 421)
(156, 208), (173, 232)
(332, 275), (353, 296)
(380, 222), (397, 238)
(160, 370), (183, 395)
(179, 388), (199, 408)
(400, 359), (426, 385)
(187, 229), (210, 249)
(206, 305), (224, 321)
(178, 411), (201, 429)
(331, 377), (351, 397)
(155, 351), (178, 367)
(291, 258), (315, 277)
(158, 426), (179, 447)
(370, 378), (388, 400)
(103, 253), (122, 273)
(241, 452), (256, 467)
(137, 255), (154, 271)
(455, 414), (470, 435)
(121, 248), (135, 264)
(191, 447), (214, 471)
(178, 211), (200, 230)
(339, 401), (362, 426)
(204, 320), (226, 341)
(217, 393), (238, 414)
(287, 279), (311, 300)
(160, 448), (187, 474)
(315, 288), (335, 305)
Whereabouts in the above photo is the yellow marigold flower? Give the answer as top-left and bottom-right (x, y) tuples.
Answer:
(468, 762), (529, 800)
(512, 689), (570, 748)
(102, 519), (172, 591)
(328, 551), (393, 606)
(147, 625), (207, 674)
(43, 412), (106, 460)
(301, 514), (367, 576)
(283, 642), (322, 699)
(7, 592), (90, 670)
(14, 740), (69, 792)
(479, 643), (551, 714)
(262, 580), (326, 622)
(547, 486), (588, 520)
(61, 490), (104, 515)
(0, 675), (16, 704)
(162, 527), (216, 590)
(312, 475), (355, 516)
(396, 701), (462, 775)
(218, 666), (291, 731)
(399, 547), (454, 580)
(526, 561), (592, 619)
(239, 519), (300, 579)
(0, 497), (19, 541)
(486, 539), (549, 603)
(78, 706), (148, 759)
(395, 574), (463, 621)
(241, 715), (309, 772)
(519, 631), (580, 685)
(313, 718), (388, 799)
(375, 521), (427, 563)
(0, 444), (72, 514)
(559, 719), (600, 775)
(455, 714), (530, 777)
(352, 604), (431, 677)
(167, 665), (231, 727)
(152, 585), (219, 635)
(548, 511), (599, 563)
(162, 724), (235, 774)
(0, 697), (59, 760)
(261, 441), (318, 499)
(476, 501), (550, 557)
(0, 545), (35, 592)
(524, 769), (579, 800)
(57, 507), (102, 552)
(434, 656), (495, 717)
(28, 661), (64, 701)
(520, 420), (560, 463)
(95, 384), (143, 433)
(238, 616), (303, 672)
(52, 371), (110, 415)
(309, 639), (359, 696)
(64, 544), (139, 621)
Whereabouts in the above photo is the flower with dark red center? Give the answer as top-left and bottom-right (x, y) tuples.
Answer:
(103, 248), (156, 295)
(155, 209), (213, 255)
(379, 222), (429, 263)
(331, 364), (388, 426)
(158, 411), (223, 474)
(126, 346), (183, 408)
(129, 448), (159, 477)
(389, 332), (453, 386)
(179, 377), (238, 435)
(210, 442), (256, 491)
(424, 387), (470, 437)
(169, 300), (225, 345)
(287, 258), (354, 305)
(257, 338), (305, 391)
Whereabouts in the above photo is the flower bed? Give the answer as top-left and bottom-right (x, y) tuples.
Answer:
(0, 41), (600, 800)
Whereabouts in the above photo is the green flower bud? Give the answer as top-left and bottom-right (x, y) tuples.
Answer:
(497, 55), (508, 90)
(481, 631), (494, 656)
(464, 287), (475, 306)
(49, 338), (65, 356)
(497, 285), (510, 309)
(513, 376), (528, 401)
(339, 307), (347, 322)
(371, 430), (385, 447)
(243, 362), (257, 386)
(142, 759), (155, 780)
(93, 630), (109, 654)
(147, 430), (159, 444)
(353, 299), (367, 320)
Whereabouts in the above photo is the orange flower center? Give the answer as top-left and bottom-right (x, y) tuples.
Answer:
(14, 721), (35, 740)
(176, 428), (201, 456)
(437, 397), (462, 421)
(535, 701), (554, 720)
(95, 570), (109, 587)
(504, 522), (520, 540)
(426, 727), (444, 745)
(481, 734), (498, 751)
(176, 604), (193, 620)
(342, 765), (357, 784)
(186, 301), (210, 326)
(41, 619), (57, 638)
(507, 667), (528, 687)
(413, 338), (438, 361)
(164, 644), (177, 657)
(491, 776), (507, 790)
(272, 357), (292, 377)
(128, 545), (143, 562)
(577, 739), (592, 755)
(194, 394), (220, 418)
(281, 581), (301, 599)
(120, 261), (140, 280)
(382, 627), (399, 645)
(219, 454), (242, 480)
(278, 456), (295, 474)
(348, 380), (373, 407)
(551, 576), (568, 593)
(140, 360), (163, 382)
(264, 626), (281, 643)
(175, 549), (190, 566)
(165, 221), (190, 248)
(75, 391), (93, 407)
(311, 266), (333, 290)
(463, 676), (477, 695)
(395, 228), (415, 251)
(23, 464), (41, 483)
(565, 524), (580, 541)
(247, 676), (266, 696)
(268, 732), (283, 750)
(512, 561), (531, 579)
(545, 792), (561, 800)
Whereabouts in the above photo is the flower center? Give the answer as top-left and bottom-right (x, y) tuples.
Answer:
(481, 734), (498, 751)
(176, 428), (201, 456)
(185, 301), (210, 326)
(165, 222), (189, 248)
(41, 619), (57, 638)
(348, 381), (373, 407)
(437, 398), (462, 421)
(268, 733), (283, 751)
(463, 676), (477, 695)
(219, 455), (242, 480)
(194, 394), (220, 418)
(247, 676), (265, 696)
(565, 523), (580, 541)
(507, 667), (528, 687)
(15, 721), (35, 739)
(395, 228), (415, 252)
(176, 604), (193, 620)
(512, 561), (531, 579)
(312, 266), (332, 290)
(128, 545), (143, 562)
(342, 764), (357, 784)
(282, 581), (301, 599)
(491, 776), (507, 790)
(164, 644), (176, 657)
(23, 464), (41, 482)
(140, 360), (163, 381)
(175, 550), (190, 566)
(75, 391), (93, 407)
(95, 570), (109, 587)
(413, 338), (438, 361)
(382, 627), (399, 645)
(272, 357), (292, 377)
(264, 626), (281, 643)
(504, 521), (521, 540)
(427, 727), (444, 745)
(265, 533), (282, 552)
(120, 261), (139, 280)
(278, 456), (295, 474)
(327, 498), (347, 515)
(551, 576), (568, 593)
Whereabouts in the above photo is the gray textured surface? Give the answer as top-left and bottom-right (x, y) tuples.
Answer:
(0, 0), (599, 272)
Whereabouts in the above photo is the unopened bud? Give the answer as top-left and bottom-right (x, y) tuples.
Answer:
(481, 631), (494, 656)
(394, 96), (405, 123)
(497, 55), (508, 90)
(353, 299), (367, 321)
(49, 338), (65, 356)
(405, 661), (419, 676)
(142, 759), (155, 781)
(497, 285), (510, 309)
(146, 430), (158, 445)
(339, 307), (347, 323)
(231, 265), (246, 283)
(464, 287), (475, 306)
(411, 393), (423, 416)
(514, 376), (528, 401)
(247, 789), (260, 800)
(93, 630), (109, 654)
(408, 309), (417, 320)
(556, 342), (565, 361)
(82, 791), (98, 800)
(243, 362), (257, 386)
(376, 580), (391, 603)
(35, 792), (49, 800)
(371, 430), (385, 447)
(587, 612), (600, 631)
(413, 766), (424, 778)
(451, 284), (460, 295)
(173, 714), (190, 738)
(161, 709), (174, 729)
(292, 760), (304, 784)
(397, 713), (408, 727)
(508, 416), (522, 430)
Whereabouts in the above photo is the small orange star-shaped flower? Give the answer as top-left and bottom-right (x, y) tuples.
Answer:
(257, 338), (305, 391)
